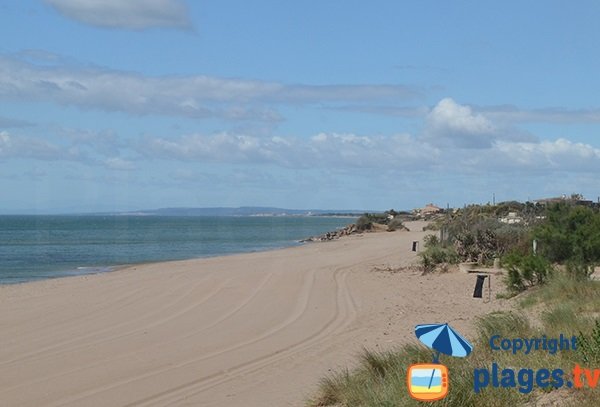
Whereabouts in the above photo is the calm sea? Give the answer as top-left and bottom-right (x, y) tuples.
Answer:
(0, 216), (355, 284)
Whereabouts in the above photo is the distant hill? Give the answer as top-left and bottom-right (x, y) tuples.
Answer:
(116, 207), (368, 217)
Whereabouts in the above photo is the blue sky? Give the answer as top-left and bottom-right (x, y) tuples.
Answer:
(2, 1), (600, 213)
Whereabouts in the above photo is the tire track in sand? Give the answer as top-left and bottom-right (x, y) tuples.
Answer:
(42, 269), (313, 407)
(18, 272), (275, 406)
(0, 272), (216, 368)
(126, 266), (356, 407)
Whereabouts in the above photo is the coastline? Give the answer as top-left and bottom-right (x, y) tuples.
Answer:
(0, 221), (509, 406)
(0, 230), (342, 288)
(0, 215), (355, 286)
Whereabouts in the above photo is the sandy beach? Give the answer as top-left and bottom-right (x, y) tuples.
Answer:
(0, 221), (508, 407)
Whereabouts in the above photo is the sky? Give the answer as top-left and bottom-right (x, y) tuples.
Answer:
(2, 1), (600, 213)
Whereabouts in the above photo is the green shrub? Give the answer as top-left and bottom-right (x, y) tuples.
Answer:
(534, 203), (600, 267)
(356, 215), (373, 231)
(387, 218), (405, 232)
(419, 235), (459, 272)
(502, 252), (551, 293)
(578, 320), (600, 365)
(494, 224), (530, 256)
(424, 234), (440, 248)
(565, 259), (593, 281)
(506, 268), (525, 293)
(365, 212), (389, 224)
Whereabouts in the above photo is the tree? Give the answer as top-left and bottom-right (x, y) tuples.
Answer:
(533, 203), (600, 274)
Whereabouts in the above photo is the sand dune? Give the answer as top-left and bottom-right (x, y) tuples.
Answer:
(0, 221), (508, 406)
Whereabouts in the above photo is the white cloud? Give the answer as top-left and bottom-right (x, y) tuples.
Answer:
(136, 127), (600, 176)
(105, 157), (136, 171)
(423, 98), (498, 148)
(0, 55), (416, 121)
(58, 127), (123, 156)
(430, 98), (494, 134)
(491, 139), (600, 171)
(0, 131), (9, 151)
(423, 98), (536, 148)
(0, 129), (123, 165)
(480, 105), (600, 124)
(3, 96), (600, 178)
(333, 101), (600, 127)
(0, 131), (78, 161)
(139, 131), (436, 169)
(44, 0), (192, 30)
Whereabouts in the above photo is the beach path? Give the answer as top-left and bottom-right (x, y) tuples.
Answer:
(0, 221), (506, 406)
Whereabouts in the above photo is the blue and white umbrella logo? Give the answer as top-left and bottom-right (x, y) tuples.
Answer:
(415, 323), (473, 363)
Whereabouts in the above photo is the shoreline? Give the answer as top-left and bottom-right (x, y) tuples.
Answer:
(0, 235), (340, 287)
(0, 221), (509, 406)
(0, 216), (357, 286)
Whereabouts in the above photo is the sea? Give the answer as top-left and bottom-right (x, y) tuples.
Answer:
(0, 215), (356, 285)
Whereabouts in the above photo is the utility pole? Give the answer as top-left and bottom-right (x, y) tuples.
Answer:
(493, 193), (496, 206)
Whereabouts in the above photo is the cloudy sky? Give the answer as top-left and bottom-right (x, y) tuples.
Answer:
(2, 1), (600, 213)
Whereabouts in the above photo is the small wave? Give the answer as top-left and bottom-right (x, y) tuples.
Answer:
(68, 266), (116, 275)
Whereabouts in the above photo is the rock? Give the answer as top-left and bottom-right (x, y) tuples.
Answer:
(301, 223), (361, 243)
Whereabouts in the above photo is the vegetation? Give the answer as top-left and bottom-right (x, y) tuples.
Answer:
(309, 198), (600, 406)
(500, 203), (600, 292)
(502, 252), (552, 293)
(534, 204), (600, 277)
(309, 274), (600, 406)
(418, 205), (531, 271)
(578, 320), (600, 366)
(386, 218), (405, 232)
(419, 235), (459, 272)
(420, 201), (600, 286)
(356, 215), (373, 231)
(356, 210), (411, 232)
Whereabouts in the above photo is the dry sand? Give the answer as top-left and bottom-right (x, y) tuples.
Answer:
(0, 221), (509, 406)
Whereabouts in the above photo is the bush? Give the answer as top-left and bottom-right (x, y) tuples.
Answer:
(356, 215), (373, 231)
(566, 259), (594, 281)
(578, 320), (600, 365)
(506, 268), (525, 293)
(534, 203), (600, 267)
(387, 218), (405, 232)
(454, 229), (499, 264)
(423, 234), (439, 247)
(502, 252), (552, 293)
(419, 235), (459, 272)
(366, 213), (390, 224)
(494, 224), (530, 256)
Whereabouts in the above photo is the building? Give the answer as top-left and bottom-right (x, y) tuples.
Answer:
(499, 212), (523, 224)
(534, 194), (594, 207)
(415, 203), (442, 219)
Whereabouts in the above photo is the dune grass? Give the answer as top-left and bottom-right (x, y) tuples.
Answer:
(307, 274), (600, 406)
